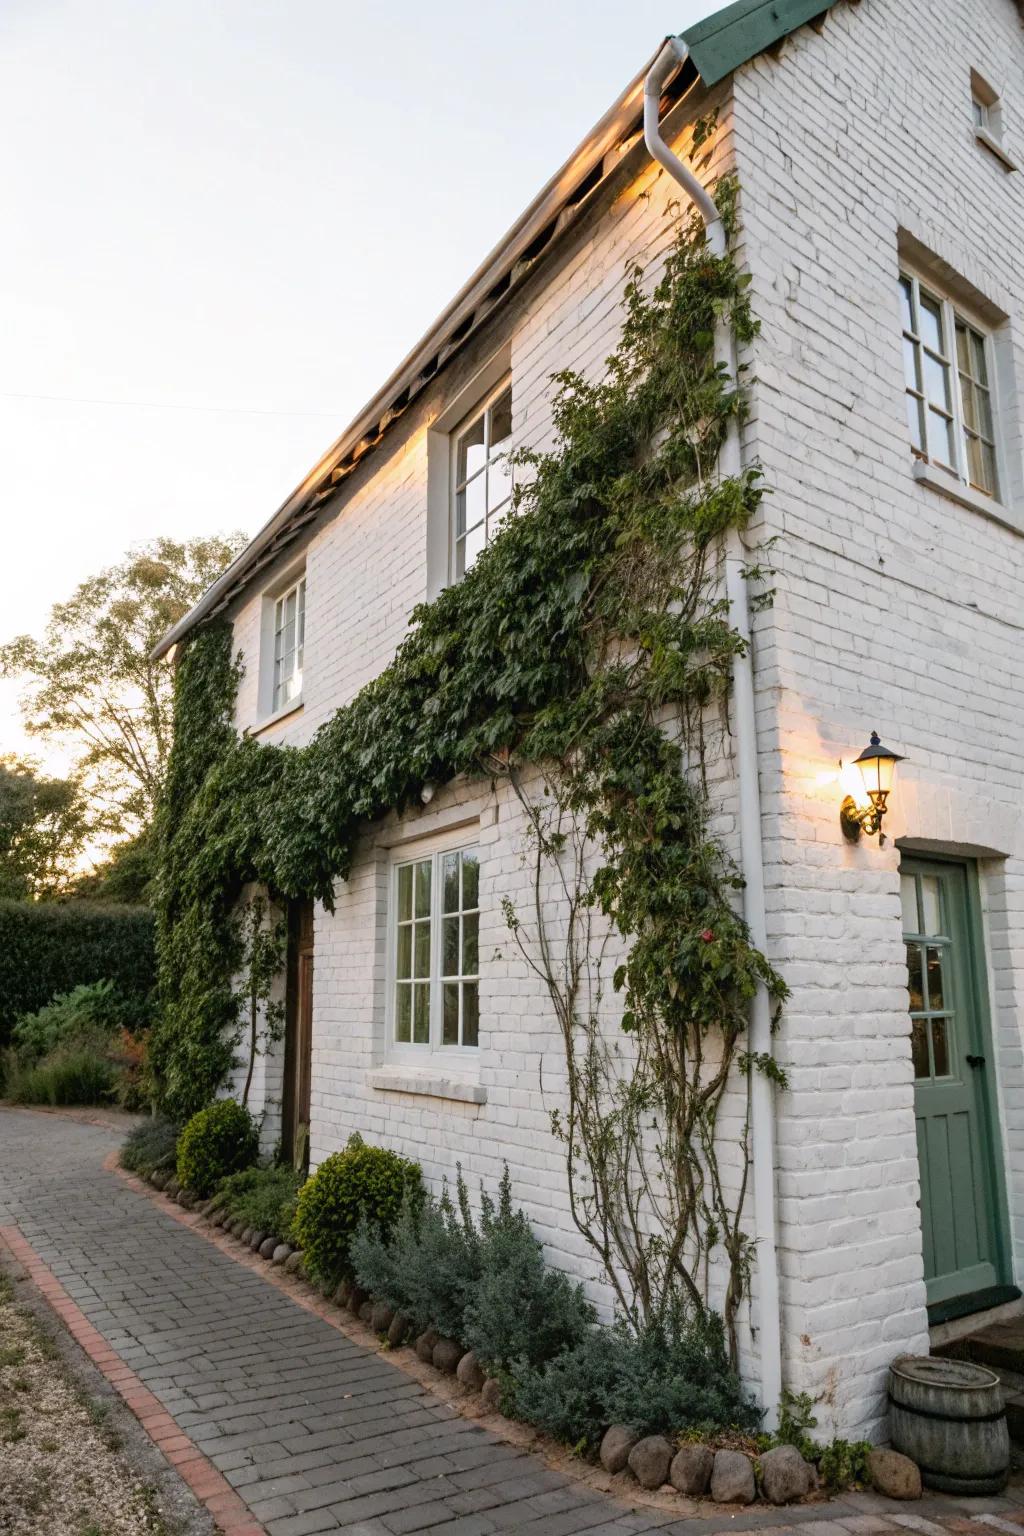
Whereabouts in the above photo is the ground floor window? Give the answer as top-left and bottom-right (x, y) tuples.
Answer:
(390, 838), (479, 1055)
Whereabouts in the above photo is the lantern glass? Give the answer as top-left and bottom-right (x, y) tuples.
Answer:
(853, 732), (902, 798)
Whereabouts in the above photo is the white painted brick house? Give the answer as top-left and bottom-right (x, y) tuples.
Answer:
(156, 0), (1024, 1440)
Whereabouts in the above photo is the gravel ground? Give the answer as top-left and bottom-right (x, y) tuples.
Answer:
(0, 1267), (206, 1536)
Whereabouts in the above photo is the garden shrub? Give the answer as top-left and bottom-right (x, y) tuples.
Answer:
(294, 1134), (422, 1288)
(176, 1099), (258, 1197)
(462, 1168), (594, 1371)
(3, 1039), (117, 1107)
(353, 1174), (481, 1339)
(12, 980), (132, 1059)
(510, 1305), (758, 1452)
(120, 1117), (180, 1178)
(0, 899), (155, 1045)
(509, 1326), (621, 1452)
(211, 1166), (302, 1243)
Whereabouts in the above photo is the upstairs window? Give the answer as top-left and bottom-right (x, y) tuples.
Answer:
(451, 380), (512, 579)
(272, 575), (306, 712)
(899, 272), (999, 500)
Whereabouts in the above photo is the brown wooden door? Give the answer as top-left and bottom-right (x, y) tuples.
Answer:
(282, 899), (314, 1169)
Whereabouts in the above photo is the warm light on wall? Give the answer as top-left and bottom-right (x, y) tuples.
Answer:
(839, 731), (905, 843)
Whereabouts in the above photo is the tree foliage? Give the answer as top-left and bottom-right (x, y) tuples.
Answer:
(0, 754), (88, 899)
(0, 533), (247, 839)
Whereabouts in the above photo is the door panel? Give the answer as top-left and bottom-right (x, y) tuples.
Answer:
(902, 857), (1004, 1307)
(282, 900), (314, 1170)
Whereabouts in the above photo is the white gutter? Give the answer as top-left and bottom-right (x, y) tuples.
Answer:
(644, 38), (782, 1432)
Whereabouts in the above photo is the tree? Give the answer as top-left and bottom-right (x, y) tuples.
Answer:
(0, 755), (89, 900)
(1, 534), (247, 839)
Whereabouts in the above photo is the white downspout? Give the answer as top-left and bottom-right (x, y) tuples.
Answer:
(644, 38), (782, 1433)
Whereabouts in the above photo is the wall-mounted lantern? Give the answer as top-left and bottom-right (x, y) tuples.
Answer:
(840, 731), (905, 843)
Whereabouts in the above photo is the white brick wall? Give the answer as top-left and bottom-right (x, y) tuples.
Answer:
(731, 0), (1024, 1437)
(221, 0), (1024, 1442)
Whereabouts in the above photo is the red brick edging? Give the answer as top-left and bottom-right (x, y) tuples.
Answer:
(0, 1222), (265, 1536)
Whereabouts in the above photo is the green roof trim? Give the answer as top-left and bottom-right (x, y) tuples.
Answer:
(680, 0), (841, 86)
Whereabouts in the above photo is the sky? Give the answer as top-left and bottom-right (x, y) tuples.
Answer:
(1, 0), (718, 771)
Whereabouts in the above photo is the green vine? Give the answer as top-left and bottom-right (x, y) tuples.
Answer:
(151, 185), (787, 1346)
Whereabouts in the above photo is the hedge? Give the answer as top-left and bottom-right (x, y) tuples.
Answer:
(0, 900), (156, 1044)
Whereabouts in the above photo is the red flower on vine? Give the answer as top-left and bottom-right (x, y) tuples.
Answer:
(700, 929), (715, 942)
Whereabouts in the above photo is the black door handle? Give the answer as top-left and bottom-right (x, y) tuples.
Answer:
(966, 1054), (986, 1069)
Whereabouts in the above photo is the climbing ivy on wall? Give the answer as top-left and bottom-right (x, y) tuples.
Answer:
(150, 180), (787, 1342)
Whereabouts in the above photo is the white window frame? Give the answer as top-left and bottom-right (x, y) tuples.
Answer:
(425, 347), (513, 601)
(271, 574), (306, 713)
(448, 376), (513, 583)
(970, 69), (1017, 169)
(385, 829), (481, 1065)
(899, 269), (1002, 504)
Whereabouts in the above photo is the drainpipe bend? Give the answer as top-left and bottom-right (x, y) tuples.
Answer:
(643, 38), (782, 1432)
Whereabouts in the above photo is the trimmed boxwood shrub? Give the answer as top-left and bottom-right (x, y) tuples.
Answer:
(294, 1134), (422, 1287)
(0, 900), (155, 1045)
(176, 1099), (258, 1197)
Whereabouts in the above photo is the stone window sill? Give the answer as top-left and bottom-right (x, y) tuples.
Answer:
(976, 127), (1019, 172)
(912, 460), (1022, 535)
(368, 1065), (486, 1105)
(246, 696), (305, 737)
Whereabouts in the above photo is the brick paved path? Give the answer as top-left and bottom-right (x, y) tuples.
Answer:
(2, 1107), (1024, 1536)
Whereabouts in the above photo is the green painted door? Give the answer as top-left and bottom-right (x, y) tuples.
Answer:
(901, 858), (1005, 1307)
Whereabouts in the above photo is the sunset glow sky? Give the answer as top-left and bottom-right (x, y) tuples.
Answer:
(1, 0), (718, 771)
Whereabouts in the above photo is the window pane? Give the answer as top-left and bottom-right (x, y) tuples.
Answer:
(926, 948), (945, 1011)
(922, 350), (951, 410)
(919, 294), (944, 353)
(414, 860), (431, 918)
(442, 916), (459, 977)
(463, 982), (479, 1048)
(490, 386), (512, 447)
(398, 865), (413, 921)
(457, 473), (487, 537)
(457, 413), (487, 483)
(960, 374), (979, 433)
(907, 944), (924, 1012)
(442, 984), (459, 1046)
(926, 406), (955, 466)
(956, 321), (971, 374)
(462, 517), (487, 575)
(931, 1017), (949, 1077)
(898, 276), (914, 333)
(463, 912), (478, 976)
(920, 876), (941, 935)
(395, 985), (412, 1043)
(903, 337), (921, 392)
(966, 433), (995, 494)
(488, 453), (513, 514)
(900, 874), (919, 935)
(396, 925), (412, 980)
(413, 983), (430, 1043)
(462, 849), (479, 909)
(414, 918), (431, 978)
(971, 329), (989, 384)
(906, 392), (924, 453)
(911, 1016), (930, 1079)
(443, 853), (460, 913)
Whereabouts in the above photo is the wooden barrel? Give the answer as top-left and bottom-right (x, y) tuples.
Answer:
(889, 1355), (1010, 1494)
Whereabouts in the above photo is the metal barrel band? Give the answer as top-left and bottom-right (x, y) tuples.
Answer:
(890, 1395), (1007, 1426)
